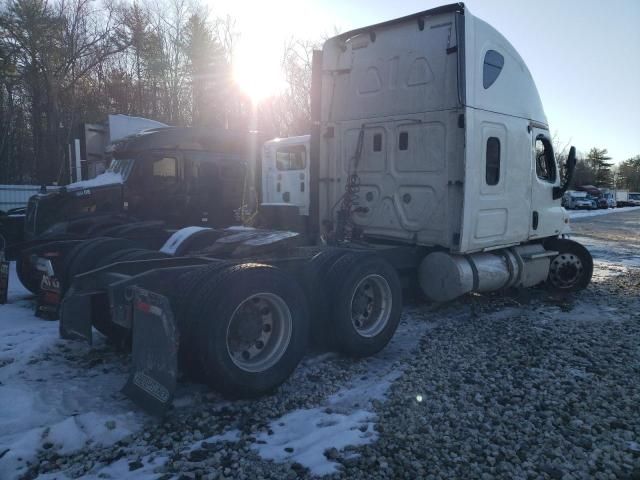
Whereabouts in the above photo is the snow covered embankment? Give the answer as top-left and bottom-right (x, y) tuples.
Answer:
(0, 265), (144, 480)
(567, 205), (640, 219)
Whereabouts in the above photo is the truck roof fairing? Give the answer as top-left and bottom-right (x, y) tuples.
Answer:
(112, 128), (260, 158)
(323, 2), (547, 125)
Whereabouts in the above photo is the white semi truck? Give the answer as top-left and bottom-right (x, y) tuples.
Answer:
(46, 3), (590, 413)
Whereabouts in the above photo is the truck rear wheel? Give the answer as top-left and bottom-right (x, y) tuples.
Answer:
(62, 238), (138, 290)
(190, 263), (309, 397)
(301, 248), (353, 348)
(544, 238), (593, 291)
(16, 254), (41, 294)
(326, 253), (402, 357)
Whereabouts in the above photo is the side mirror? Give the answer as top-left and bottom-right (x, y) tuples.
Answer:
(553, 146), (576, 200)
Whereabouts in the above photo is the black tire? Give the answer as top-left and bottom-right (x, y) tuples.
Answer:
(115, 249), (170, 262)
(60, 238), (106, 289)
(173, 261), (234, 375)
(84, 216), (130, 236)
(115, 221), (165, 235)
(325, 253), (402, 357)
(95, 248), (144, 268)
(99, 224), (133, 237)
(64, 238), (138, 290)
(189, 263), (310, 397)
(298, 248), (352, 348)
(16, 254), (41, 294)
(91, 292), (130, 347)
(544, 238), (593, 292)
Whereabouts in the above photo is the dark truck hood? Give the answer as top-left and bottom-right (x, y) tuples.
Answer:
(25, 176), (124, 238)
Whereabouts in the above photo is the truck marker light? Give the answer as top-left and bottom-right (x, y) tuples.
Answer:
(135, 300), (163, 316)
(135, 300), (151, 313)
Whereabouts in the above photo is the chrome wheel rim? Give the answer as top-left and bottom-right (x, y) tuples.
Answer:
(549, 253), (584, 288)
(350, 274), (392, 337)
(226, 293), (292, 373)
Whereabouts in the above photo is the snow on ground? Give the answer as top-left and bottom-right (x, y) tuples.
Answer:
(569, 234), (640, 269)
(567, 205), (640, 219)
(0, 209), (638, 479)
(0, 265), (145, 480)
(0, 262), (432, 479)
(173, 311), (432, 476)
(247, 312), (430, 475)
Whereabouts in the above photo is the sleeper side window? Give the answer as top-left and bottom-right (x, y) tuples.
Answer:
(535, 135), (556, 182)
(398, 131), (409, 151)
(483, 50), (504, 89)
(485, 137), (500, 185)
(373, 133), (382, 152)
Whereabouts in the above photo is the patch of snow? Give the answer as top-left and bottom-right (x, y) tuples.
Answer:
(250, 312), (431, 476)
(65, 172), (123, 190)
(570, 235), (640, 269)
(568, 206), (640, 219)
(54, 453), (169, 480)
(202, 428), (242, 444)
(254, 406), (377, 476)
(182, 428), (242, 454)
(0, 263), (145, 480)
(7, 261), (31, 300)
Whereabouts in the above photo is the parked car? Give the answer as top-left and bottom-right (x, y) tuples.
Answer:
(563, 191), (596, 209)
(595, 196), (608, 209)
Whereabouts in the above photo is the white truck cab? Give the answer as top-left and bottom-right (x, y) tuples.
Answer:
(313, 3), (582, 301)
(317, 3), (571, 253)
(261, 135), (310, 216)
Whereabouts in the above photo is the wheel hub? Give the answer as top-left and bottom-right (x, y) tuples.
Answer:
(549, 253), (583, 288)
(350, 274), (392, 337)
(226, 293), (292, 372)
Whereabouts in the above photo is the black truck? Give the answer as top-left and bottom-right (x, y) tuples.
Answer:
(2, 127), (255, 294)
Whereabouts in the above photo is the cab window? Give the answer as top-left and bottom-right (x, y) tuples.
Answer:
(535, 136), (556, 182)
(150, 156), (180, 186)
(276, 145), (306, 171)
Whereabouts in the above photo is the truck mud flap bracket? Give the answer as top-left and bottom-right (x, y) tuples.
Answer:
(122, 287), (179, 416)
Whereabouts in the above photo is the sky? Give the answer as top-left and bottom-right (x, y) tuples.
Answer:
(216, 0), (640, 163)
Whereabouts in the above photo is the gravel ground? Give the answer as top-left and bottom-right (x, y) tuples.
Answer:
(2, 210), (640, 480)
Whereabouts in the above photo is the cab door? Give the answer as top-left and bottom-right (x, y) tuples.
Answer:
(264, 143), (309, 215)
(130, 152), (185, 225)
(529, 128), (563, 239)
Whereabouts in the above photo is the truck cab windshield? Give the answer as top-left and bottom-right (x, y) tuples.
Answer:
(107, 159), (135, 180)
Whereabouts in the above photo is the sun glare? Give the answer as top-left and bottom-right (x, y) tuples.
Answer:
(234, 42), (286, 104)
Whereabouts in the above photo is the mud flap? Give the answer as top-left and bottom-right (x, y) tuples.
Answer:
(0, 259), (8, 305)
(0, 239), (8, 304)
(122, 287), (179, 416)
(59, 292), (94, 344)
(36, 274), (62, 320)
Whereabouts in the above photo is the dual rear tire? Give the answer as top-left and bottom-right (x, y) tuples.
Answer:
(181, 263), (309, 397)
(177, 251), (403, 397)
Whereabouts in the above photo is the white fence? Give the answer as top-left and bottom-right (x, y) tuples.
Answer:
(0, 185), (58, 211)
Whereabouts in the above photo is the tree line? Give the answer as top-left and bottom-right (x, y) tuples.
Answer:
(0, 0), (315, 184)
(570, 148), (640, 192)
(1, 0), (638, 190)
